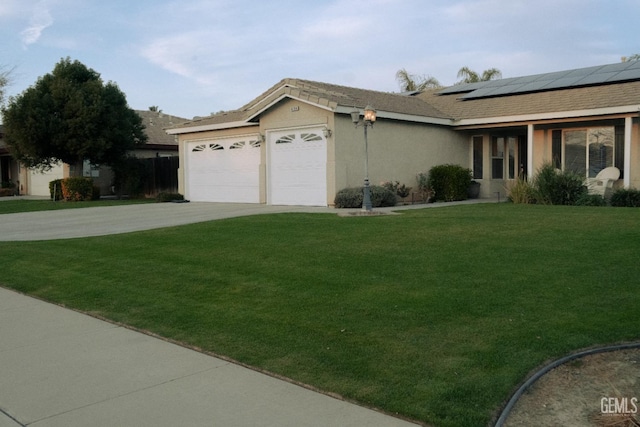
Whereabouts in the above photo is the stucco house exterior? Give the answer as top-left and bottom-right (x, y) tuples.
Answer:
(168, 61), (640, 207)
(0, 110), (185, 197)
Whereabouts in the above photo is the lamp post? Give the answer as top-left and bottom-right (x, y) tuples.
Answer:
(351, 105), (377, 211)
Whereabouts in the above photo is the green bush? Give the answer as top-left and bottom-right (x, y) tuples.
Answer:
(61, 177), (94, 201)
(534, 163), (586, 205)
(575, 193), (607, 206)
(156, 192), (185, 203)
(334, 185), (397, 208)
(49, 179), (64, 201)
(610, 188), (640, 207)
(427, 164), (471, 202)
(382, 181), (412, 198)
(507, 178), (537, 204)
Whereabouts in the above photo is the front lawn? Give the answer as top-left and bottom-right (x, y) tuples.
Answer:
(1, 204), (638, 426)
(0, 198), (154, 214)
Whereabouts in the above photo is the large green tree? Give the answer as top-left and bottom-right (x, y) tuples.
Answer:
(0, 65), (13, 105)
(1, 58), (146, 174)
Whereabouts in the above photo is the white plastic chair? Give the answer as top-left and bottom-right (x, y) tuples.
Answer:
(587, 167), (620, 197)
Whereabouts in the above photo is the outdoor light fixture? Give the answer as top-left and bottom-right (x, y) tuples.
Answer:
(323, 128), (332, 138)
(351, 105), (377, 211)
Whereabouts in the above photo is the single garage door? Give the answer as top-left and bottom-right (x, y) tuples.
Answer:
(186, 137), (260, 203)
(268, 128), (327, 206)
(29, 163), (64, 196)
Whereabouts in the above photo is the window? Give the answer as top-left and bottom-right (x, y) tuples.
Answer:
(229, 141), (245, 150)
(551, 130), (562, 169)
(275, 134), (295, 144)
(472, 136), (483, 179)
(491, 137), (504, 179)
(563, 127), (614, 178)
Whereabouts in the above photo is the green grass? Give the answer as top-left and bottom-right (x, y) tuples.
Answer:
(1, 204), (639, 426)
(0, 198), (154, 214)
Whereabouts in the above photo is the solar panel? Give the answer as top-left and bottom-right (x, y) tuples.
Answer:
(441, 61), (640, 100)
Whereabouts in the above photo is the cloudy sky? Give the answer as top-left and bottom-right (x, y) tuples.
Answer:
(1, 0), (638, 119)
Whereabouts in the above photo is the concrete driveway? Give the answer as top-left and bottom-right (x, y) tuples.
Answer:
(0, 198), (498, 241)
(0, 202), (336, 241)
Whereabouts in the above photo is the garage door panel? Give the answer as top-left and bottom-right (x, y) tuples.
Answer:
(268, 129), (327, 206)
(186, 138), (260, 203)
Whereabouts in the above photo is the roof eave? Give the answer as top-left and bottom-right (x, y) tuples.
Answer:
(454, 104), (640, 127)
(334, 106), (453, 126)
(165, 121), (257, 135)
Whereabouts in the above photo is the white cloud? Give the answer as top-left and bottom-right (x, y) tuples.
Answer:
(20, 0), (53, 47)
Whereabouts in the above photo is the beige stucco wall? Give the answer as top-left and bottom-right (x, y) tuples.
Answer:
(176, 100), (469, 205)
(333, 116), (468, 202)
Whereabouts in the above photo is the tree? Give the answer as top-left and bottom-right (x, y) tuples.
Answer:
(622, 54), (640, 62)
(148, 105), (162, 112)
(1, 58), (147, 175)
(395, 68), (441, 92)
(0, 65), (13, 105)
(457, 66), (502, 84)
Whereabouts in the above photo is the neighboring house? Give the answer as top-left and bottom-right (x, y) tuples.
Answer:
(167, 61), (640, 206)
(0, 110), (186, 197)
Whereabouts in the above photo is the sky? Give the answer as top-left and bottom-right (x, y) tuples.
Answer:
(1, 0), (638, 120)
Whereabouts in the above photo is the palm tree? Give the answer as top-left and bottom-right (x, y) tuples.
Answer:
(395, 68), (441, 92)
(457, 66), (502, 84)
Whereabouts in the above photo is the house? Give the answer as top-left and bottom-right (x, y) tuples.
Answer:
(167, 61), (640, 207)
(0, 110), (186, 197)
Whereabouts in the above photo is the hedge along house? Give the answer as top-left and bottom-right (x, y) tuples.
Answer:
(167, 61), (640, 206)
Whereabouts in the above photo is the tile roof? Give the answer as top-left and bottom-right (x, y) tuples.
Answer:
(168, 63), (640, 132)
(136, 110), (187, 146)
(168, 78), (450, 131)
(420, 80), (640, 121)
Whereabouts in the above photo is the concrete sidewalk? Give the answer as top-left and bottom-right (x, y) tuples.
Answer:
(0, 287), (418, 427)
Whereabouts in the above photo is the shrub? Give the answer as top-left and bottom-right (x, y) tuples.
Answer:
(156, 192), (185, 203)
(610, 188), (640, 207)
(416, 172), (433, 202)
(334, 185), (397, 208)
(382, 181), (412, 198)
(427, 164), (471, 202)
(533, 163), (586, 205)
(575, 193), (607, 206)
(506, 178), (537, 204)
(61, 177), (94, 201)
(49, 179), (64, 201)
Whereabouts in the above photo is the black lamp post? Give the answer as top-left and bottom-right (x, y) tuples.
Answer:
(351, 105), (377, 211)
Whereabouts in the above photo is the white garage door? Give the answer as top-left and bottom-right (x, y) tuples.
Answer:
(268, 128), (327, 206)
(29, 163), (64, 196)
(186, 137), (260, 203)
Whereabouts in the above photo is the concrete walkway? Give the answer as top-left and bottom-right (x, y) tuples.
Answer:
(0, 287), (418, 427)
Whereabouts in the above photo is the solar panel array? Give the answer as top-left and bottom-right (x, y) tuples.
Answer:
(438, 61), (640, 100)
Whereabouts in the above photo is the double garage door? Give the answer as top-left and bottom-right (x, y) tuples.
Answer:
(185, 128), (327, 206)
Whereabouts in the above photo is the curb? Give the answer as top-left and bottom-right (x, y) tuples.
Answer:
(494, 342), (640, 426)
